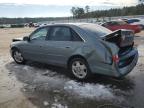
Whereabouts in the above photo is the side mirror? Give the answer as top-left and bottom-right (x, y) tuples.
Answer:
(23, 36), (30, 41)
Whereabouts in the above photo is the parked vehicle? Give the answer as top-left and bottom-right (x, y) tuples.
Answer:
(121, 18), (128, 23)
(126, 18), (144, 30)
(39, 23), (48, 27)
(28, 22), (40, 28)
(28, 22), (34, 27)
(10, 23), (138, 80)
(101, 20), (141, 33)
(33, 23), (40, 27)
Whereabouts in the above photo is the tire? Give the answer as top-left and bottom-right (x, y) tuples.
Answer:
(12, 49), (25, 64)
(69, 58), (91, 80)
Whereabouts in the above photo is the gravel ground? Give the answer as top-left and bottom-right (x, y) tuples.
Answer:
(0, 28), (144, 108)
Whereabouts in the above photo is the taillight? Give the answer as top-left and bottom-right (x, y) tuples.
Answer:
(112, 55), (119, 63)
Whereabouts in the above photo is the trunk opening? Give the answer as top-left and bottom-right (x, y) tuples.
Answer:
(103, 29), (135, 68)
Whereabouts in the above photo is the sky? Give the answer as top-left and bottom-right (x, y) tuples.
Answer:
(0, 0), (140, 17)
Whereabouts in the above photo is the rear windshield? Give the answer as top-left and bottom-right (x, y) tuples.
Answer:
(79, 24), (112, 37)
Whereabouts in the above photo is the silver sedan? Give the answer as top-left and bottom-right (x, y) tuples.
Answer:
(10, 23), (138, 80)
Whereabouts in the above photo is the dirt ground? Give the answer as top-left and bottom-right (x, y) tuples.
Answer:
(0, 28), (36, 108)
(0, 28), (144, 108)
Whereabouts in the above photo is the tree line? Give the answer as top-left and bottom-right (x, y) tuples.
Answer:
(0, 4), (144, 24)
(0, 17), (68, 24)
(71, 4), (144, 18)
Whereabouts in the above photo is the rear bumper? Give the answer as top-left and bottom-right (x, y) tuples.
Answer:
(115, 48), (138, 77)
(88, 48), (138, 78)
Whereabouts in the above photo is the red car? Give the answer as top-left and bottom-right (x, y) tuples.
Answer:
(102, 20), (141, 33)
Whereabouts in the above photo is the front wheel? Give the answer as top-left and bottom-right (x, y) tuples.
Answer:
(12, 49), (25, 64)
(69, 58), (91, 80)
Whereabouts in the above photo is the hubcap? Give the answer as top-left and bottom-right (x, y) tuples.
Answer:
(13, 51), (24, 63)
(72, 61), (87, 79)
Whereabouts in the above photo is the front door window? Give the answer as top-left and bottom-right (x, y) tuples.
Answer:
(30, 28), (48, 41)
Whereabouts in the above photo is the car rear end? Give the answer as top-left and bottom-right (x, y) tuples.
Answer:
(103, 30), (138, 77)
(78, 24), (138, 77)
(117, 47), (138, 77)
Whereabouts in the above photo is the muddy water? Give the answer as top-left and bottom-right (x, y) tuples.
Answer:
(0, 44), (144, 108)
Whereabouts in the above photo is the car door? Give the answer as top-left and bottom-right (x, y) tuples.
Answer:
(43, 26), (84, 66)
(21, 27), (49, 62)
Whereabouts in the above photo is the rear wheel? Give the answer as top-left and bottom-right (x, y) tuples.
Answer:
(12, 49), (25, 64)
(69, 58), (91, 80)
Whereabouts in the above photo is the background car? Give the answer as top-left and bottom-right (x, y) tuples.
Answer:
(10, 23), (138, 80)
(101, 20), (142, 33)
(125, 18), (144, 30)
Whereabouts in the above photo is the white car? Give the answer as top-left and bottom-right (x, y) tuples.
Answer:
(128, 18), (144, 29)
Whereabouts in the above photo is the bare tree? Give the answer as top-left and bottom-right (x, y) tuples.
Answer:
(85, 5), (90, 13)
(71, 7), (76, 18)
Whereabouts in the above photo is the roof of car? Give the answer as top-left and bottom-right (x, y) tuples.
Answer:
(37, 22), (112, 39)
(39, 23), (99, 27)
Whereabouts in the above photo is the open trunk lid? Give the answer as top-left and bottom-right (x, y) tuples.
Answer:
(102, 29), (134, 48)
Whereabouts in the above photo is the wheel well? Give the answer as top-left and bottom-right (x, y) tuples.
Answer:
(11, 47), (18, 51)
(11, 47), (19, 54)
(67, 55), (87, 67)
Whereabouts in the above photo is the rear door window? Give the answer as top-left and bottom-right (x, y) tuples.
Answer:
(71, 29), (83, 41)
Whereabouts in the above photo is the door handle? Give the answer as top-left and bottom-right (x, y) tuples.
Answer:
(65, 46), (70, 48)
